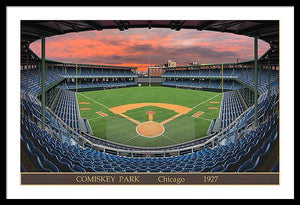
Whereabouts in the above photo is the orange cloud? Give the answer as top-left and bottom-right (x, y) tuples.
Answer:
(29, 28), (270, 70)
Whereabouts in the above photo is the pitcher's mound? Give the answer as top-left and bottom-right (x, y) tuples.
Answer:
(136, 121), (165, 138)
(145, 111), (156, 115)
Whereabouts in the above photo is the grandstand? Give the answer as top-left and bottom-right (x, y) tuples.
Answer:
(220, 90), (246, 130)
(20, 20), (279, 173)
(51, 89), (80, 133)
(162, 66), (279, 94)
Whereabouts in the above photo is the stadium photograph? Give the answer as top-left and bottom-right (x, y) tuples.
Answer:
(20, 20), (279, 178)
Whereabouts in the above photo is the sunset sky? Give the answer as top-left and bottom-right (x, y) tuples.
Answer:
(29, 28), (270, 71)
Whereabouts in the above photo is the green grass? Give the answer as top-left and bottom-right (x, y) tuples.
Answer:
(76, 86), (222, 147)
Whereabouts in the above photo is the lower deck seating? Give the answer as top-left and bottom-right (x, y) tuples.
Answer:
(52, 89), (80, 133)
(21, 69), (62, 97)
(58, 81), (137, 90)
(162, 68), (279, 95)
(220, 91), (245, 130)
(162, 79), (243, 91)
(21, 108), (278, 173)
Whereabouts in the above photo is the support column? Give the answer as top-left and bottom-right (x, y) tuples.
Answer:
(254, 36), (258, 127)
(41, 36), (46, 130)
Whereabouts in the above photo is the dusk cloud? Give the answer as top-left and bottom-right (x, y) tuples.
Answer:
(29, 28), (270, 71)
(127, 44), (154, 52)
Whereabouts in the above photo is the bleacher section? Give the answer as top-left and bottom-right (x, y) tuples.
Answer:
(59, 67), (136, 78)
(21, 69), (62, 97)
(21, 67), (138, 95)
(51, 89), (80, 133)
(57, 81), (137, 90)
(21, 102), (278, 172)
(162, 79), (243, 91)
(238, 69), (279, 94)
(220, 91), (246, 130)
(162, 68), (279, 94)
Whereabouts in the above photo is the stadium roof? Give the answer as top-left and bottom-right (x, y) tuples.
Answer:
(21, 20), (279, 66)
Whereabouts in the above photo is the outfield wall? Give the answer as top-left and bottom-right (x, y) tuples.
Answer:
(137, 77), (162, 86)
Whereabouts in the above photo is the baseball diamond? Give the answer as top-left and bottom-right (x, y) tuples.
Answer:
(76, 86), (222, 147)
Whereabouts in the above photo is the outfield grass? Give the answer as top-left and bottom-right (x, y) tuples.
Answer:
(76, 86), (222, 148)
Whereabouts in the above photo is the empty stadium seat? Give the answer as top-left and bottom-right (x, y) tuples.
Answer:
(71, 164), (86, 172)
(271, 158), (279, 172)
(21, 65), (279, 173)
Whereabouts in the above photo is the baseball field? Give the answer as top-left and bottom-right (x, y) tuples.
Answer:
(76, 86), (222, 148)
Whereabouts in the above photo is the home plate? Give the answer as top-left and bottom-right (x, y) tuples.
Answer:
(136, 121), (165, 138)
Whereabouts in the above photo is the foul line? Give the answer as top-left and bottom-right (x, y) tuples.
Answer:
(119, 113), (141, 125)
(121, 134), (140, 144)
(77, 92), (110, 110)
(191, 93), (222, 110)
(198, 117), (213, 121)
(161, 134), (179, 144)
(88, 116), (104, 121)
(160, 113), (183, 125)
